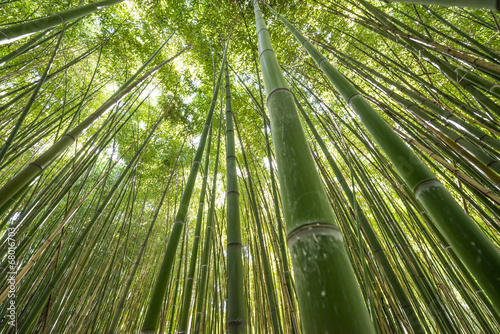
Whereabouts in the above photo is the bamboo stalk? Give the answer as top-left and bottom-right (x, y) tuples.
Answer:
(0, 0), (125, 45)
(267, 4), (500, 315)
(140, 35), (230, 334)
(252, 1), (375, 332)
(224, 58), (247, 333)
(383, 0), (499, 11)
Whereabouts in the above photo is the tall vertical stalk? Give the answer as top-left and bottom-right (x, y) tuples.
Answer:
(140, 35), (231, 333)
(252, 1), (375, 332)
(266, 4), (500, 315)
(224, 58), (247, 333)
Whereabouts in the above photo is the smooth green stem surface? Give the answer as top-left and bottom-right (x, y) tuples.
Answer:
(0, 0), (125, 45)
(267, 3), (500, 315)
(225, 59), (247, 334)
(253, 2), (375, 333)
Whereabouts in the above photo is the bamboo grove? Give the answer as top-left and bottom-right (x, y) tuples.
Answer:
(0, 0), (499, 332)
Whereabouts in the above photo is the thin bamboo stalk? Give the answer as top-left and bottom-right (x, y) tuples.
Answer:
(140, 35), (230, 333)
(383, 0), (498, 11)
(224, 58), (247, 333)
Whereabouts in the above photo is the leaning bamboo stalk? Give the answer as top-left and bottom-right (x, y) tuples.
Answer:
(194, 113), (223, 333)
(382, 0), (499, 11)
(0, 46), (185, 208)
(388, 127), (500, 205)
(0, 19), (82, 66)
(252, 1), (375, 333)
(395, 126), (500, 200)
(140, 36), (230, 333)
(320, 3), (500, 77)
(177, 130), (212, 333)
(342, 60), (500, 180)
(267, 4), (500, 315)
(0, 27), (65, 165)
(0, 0), (125, 45)
(344, 30), (500, 130)
(325, 44), (500, 152)
(379, 100), (500, 207)
(233, 116), (284, 334)
(18, 104), (167, 333)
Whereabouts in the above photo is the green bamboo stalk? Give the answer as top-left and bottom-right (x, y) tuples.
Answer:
(140, 36), (230, 333)
(0, 19), (81, 66)
(382, 0), (499, 11)
(338, 27), (499, 129)
(224, 58), (247, 334)
(0, 0), (125, 45)
(0, 45), (184, 209)
(88, 185), (134, 333)
(231, 27), (297, 329)
(17, 106), (167, 333)
(0, 29), (51, 66)
(177, 128), (212, 333)
(232, 114), (284, 334)
(252, 1), (375, 332)
(337, 57), (500, 179)
(267, 4), (500, 315)
(325, 45), (500, 153)
(163, 221), (188, 332)
(247, 67), (299, 331)
(194, 110), (223, 333)
(0, 26), (65, 165)
(263, 124), (298, 333)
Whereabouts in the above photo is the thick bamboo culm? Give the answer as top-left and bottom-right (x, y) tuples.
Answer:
(1, 1), (500, 333)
